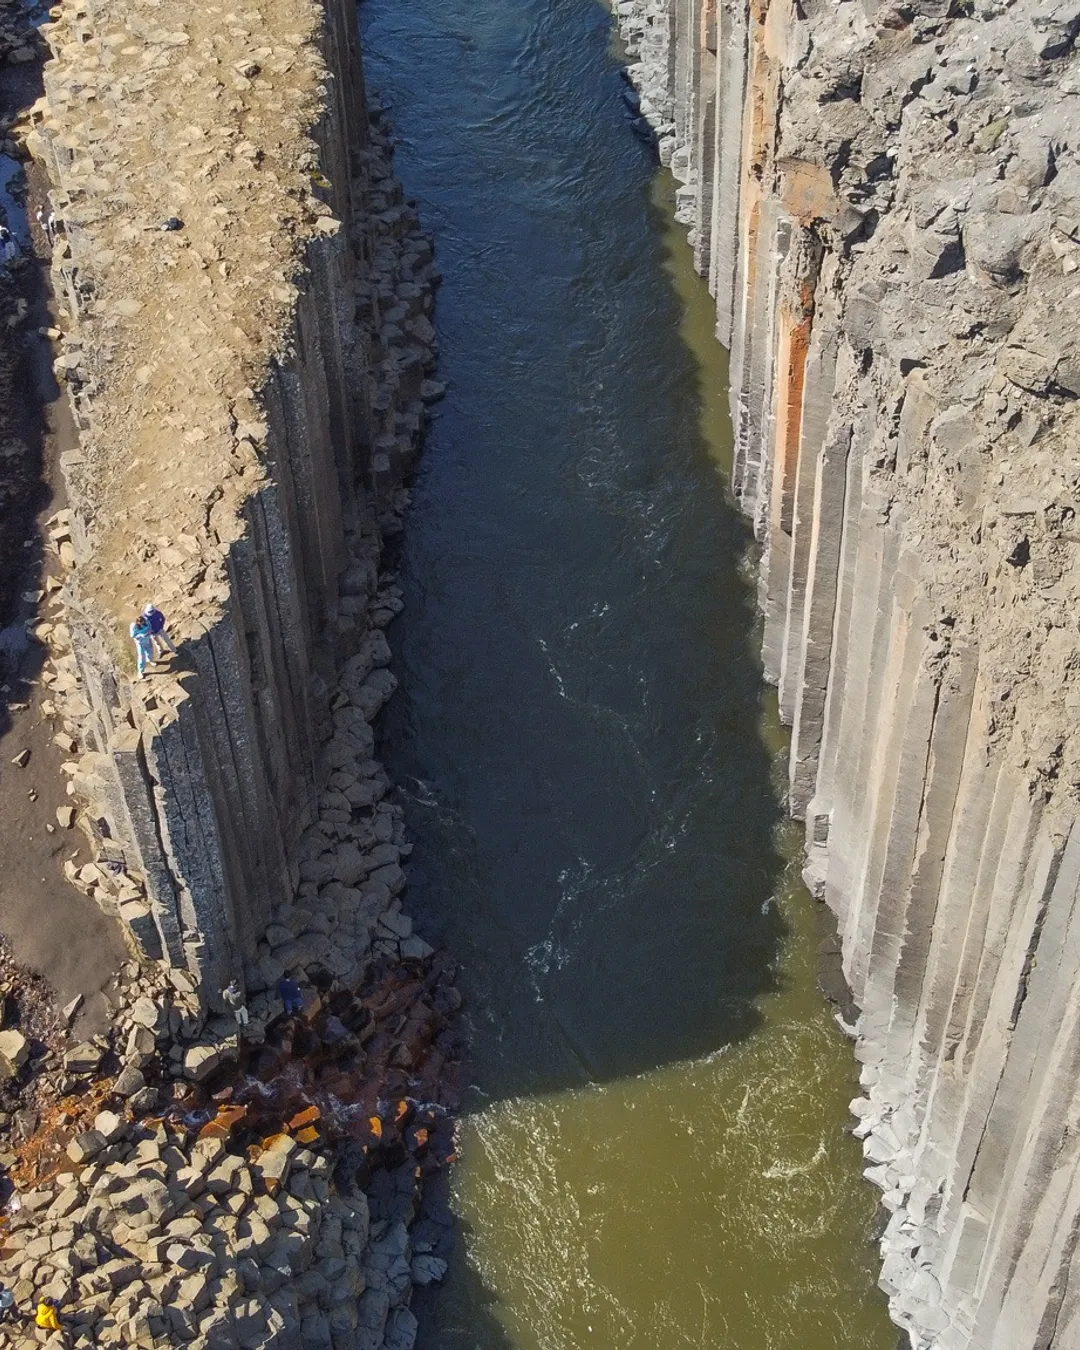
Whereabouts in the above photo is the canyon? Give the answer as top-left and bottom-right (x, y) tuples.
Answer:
(0, 0), (1077, 1347)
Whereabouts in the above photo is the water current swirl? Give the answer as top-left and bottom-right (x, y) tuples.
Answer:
(362, 0), (898, 1345)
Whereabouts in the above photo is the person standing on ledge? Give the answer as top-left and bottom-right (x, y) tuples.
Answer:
(221, 979), (249, 1035)
(278, 973), (304, 1017)
(142, 602), (176, 660)
(129, 612), (154, 680)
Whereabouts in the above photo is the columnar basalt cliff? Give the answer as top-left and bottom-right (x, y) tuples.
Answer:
(25, 0), (436, 992)
(0, 0), (458, 1344)
(616, 0), (1080, 1345)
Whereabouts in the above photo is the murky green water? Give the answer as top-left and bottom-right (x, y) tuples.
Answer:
(363, 0), (895, 1345)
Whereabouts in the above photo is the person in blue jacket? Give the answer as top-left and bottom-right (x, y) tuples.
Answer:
(129, 612), (154, 679)
(142, 602), (176, 658)
(278, 974), (304, 1016)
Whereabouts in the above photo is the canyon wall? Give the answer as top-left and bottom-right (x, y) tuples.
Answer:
(26, 0), (432, 992)
(25, 0), (1080, 1342)
(616, 0), (1080, 1346)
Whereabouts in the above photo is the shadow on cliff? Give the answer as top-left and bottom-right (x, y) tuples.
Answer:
(0, 48), (59, 709)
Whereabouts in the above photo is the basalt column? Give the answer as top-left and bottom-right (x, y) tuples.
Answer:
(615, 0), (1080, 1346)
(24, 0), (428, 991)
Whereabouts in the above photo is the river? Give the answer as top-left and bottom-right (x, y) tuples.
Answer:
(361, 0), (896, 1346)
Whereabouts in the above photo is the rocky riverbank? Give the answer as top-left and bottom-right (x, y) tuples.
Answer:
(0, 51), (459, 1350)
(1, 942), (460, 1349)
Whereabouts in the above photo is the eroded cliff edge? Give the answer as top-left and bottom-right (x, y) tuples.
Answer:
(616, 0), (1080, 1346)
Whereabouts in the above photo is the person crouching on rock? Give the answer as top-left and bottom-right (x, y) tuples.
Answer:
(35, 1296), (64, 1336)
(129, 612), (154, 680)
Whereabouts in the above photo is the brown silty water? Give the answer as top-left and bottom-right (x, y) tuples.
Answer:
(361, 0), (898, 1345)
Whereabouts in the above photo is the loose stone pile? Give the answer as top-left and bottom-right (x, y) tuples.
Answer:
(354, 95), (445, 517)
(613, 0), (678, 159)
(0, 0), (43, 68)
(1, 852), (461, 1350)
(0, 947), (68, 1158)
(612, 0), (700, 225)
(1, 1105), (436, 1350)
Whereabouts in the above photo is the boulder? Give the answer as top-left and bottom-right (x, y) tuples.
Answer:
(205, 1154), (246, 1197)
(177, 1269), (213, 1313)
(377, 908), (411, 939)
(191, 1136), (227, 1172)
(230, 1295), (270, 1344)
(64, 1041), (104, 1074)
(384, 1308), (418, 1350)
(166, 1306), (198, 1339)
(353, 670), (398, 721)
(367, 864), (405, 895)
(129, 1085), (160, 1114)
(184, 1044), (225, 1083)
(331, 844), (367, 887)
(99, 1258), (142, 1290)
(166, 1243), (214, 1272)
(357, 1288), (390, 1333)
(47, 1184), (86, 1222)
(264, 923), (294, 949)
(175, 1166), (207, 1199)
(112, 1177), (174, 1228)
(410, 1255), (447, 1286)
(113, 1066), (147, 1099)
(125, 1024), (157, 1067)
(300, 1310), (333, 1349)
(93, 1110), (128, 1144)
(0, 1029), (29, 1076)
(253, 1135), (297, 1196)
(67, 1130), (106, 1164)
(129, 997), (162, 1030)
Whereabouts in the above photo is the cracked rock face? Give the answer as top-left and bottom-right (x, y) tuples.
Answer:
(616, 0), (1080, 1347)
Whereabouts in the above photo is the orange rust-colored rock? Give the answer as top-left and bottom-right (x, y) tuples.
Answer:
(287, 1105), (321, 1132)
(778, 157), (838, 225)
(769, 302), (813, 538)
(12, 1083), (113, 1188)
(197, 1103), (248, 1141)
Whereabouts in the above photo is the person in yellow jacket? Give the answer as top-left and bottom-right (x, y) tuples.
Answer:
(35, 1296), (62, 1331)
